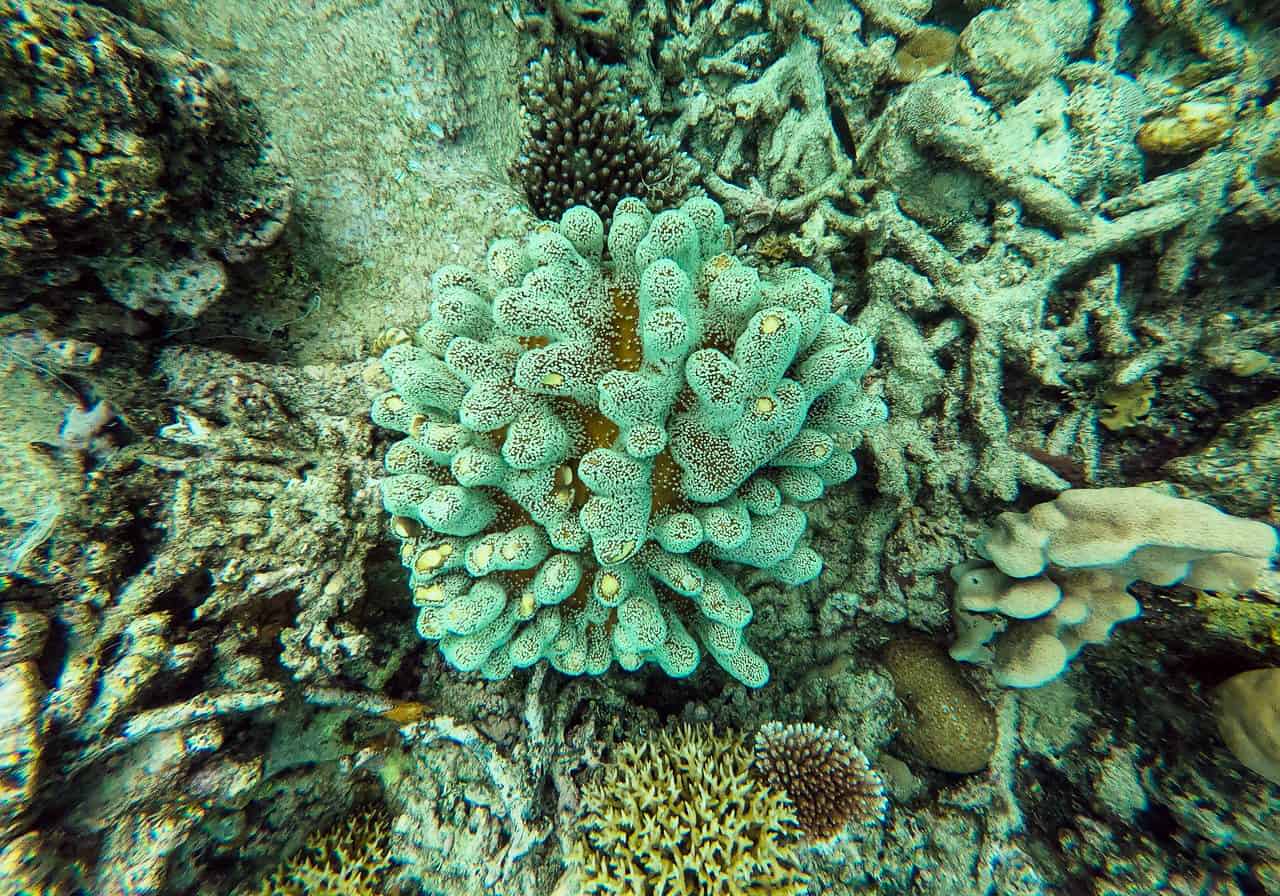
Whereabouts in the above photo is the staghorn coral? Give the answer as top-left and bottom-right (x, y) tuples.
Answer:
(242, 807), (396, 896)
(372, 196), (884, 686)
(951, 488), (1279, 687)
(513, 49), (687, 226)
(751, 720), (887, 842)
(570, 723), (807, 896)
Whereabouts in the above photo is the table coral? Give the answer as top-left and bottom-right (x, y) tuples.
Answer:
(373, 196), (884, 687)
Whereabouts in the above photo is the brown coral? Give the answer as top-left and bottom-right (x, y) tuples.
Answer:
(751, 721), (887, 842)
(512, 48), (687, 226)
(571, 723), (808, 896)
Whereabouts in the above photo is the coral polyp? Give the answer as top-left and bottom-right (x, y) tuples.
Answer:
(373, 197), (884, 686)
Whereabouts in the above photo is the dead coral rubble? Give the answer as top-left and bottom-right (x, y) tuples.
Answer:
(0, 347), (398, 894)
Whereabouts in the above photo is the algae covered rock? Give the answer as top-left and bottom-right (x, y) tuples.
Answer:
(0, 0), (290, 313)
(372, 197), (885, 686)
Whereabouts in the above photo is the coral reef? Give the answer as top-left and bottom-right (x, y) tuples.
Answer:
(1, 0), (290, 314)
(4, 0), (1280, 893)
(372, 196), (884, 686)
(751, 721), (887, 842)
(951, 488), (1278, 687)
(524, 0), (1280, 626)
(570, 723), (808, 896)
(514, 49), (688, 226)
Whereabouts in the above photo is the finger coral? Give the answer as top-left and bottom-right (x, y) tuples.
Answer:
(513, 48), (688, 226)
(571, 723), (808, 896)
(751, 720), (888, 841)
(373, 196), (884, 686)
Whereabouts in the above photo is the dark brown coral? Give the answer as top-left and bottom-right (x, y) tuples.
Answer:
(512, 48), (687, 227)
(751, 721), (887, 842)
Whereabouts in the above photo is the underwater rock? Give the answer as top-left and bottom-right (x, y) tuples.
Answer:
(956, 0), (1092, 106)
(0, 0), (290, 314)
(1163, 398), (1280, 520)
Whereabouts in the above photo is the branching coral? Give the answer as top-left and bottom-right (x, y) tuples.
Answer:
(242, 807), (396, 896)
(513, 49), (688, 226)
(571, 723), (807, 896)
(751, 720), (886, 841)
(373, 196), (884, 686)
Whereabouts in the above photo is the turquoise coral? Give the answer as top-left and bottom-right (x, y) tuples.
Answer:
(372, 196), (884, 686)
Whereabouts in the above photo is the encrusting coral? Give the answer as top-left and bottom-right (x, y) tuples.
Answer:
(951, 487), (1279, 687)
(571, 723), (808, 896)
(372, 196), (884, 686)
(751, 721), (887, 842)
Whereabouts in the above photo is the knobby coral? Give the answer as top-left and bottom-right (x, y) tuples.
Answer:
(951, 488), (1279, 687)
(571, 723), (808, 896)
(751, 721), (887, 841)
(372, 196), (884, 686)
